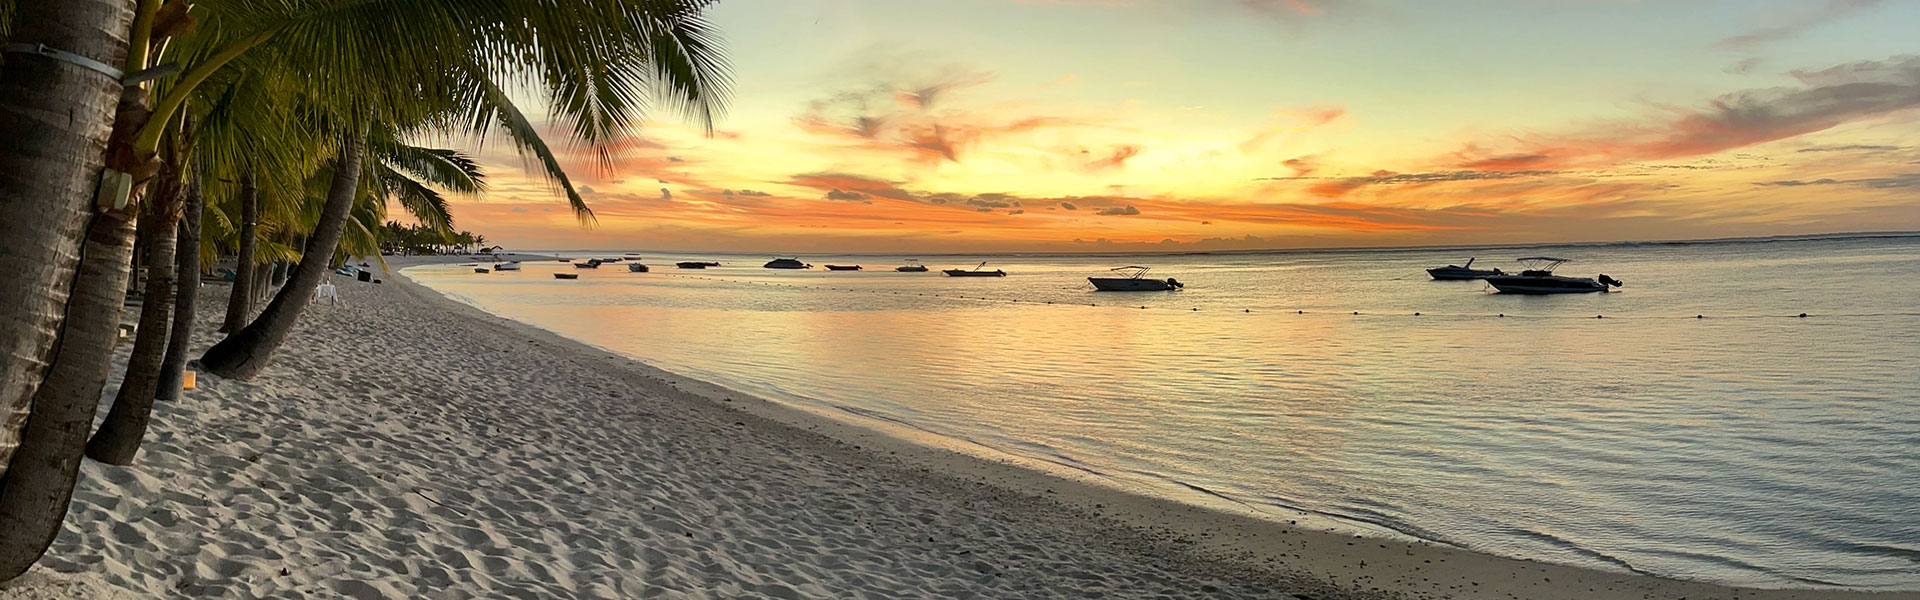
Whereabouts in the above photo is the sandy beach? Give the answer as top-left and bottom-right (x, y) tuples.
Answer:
(2, 254), (1909, 599)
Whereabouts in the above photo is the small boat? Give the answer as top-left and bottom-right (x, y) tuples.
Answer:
(944, 261), (1007, 277)
(1089, 266), (1183, 291)
(558, 258), (572, 262)
(627, 263), (649, 273)
(624, 253), (643, 258)
(575, 260), (601, 269)
(895, 259), (928, 272)
(764, 257), (810, 269)
(824, 264), (862, 271)
(1426, 257), (1502, 280)
(601, 257), (622, 263)
(493, 262), (521, 271)
(1483, 257), (1623, 294)
(474, 268), (490, 274)
(676, 261), (710, 269)
(553, 272), (579, 280)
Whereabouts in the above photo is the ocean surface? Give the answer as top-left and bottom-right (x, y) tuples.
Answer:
(407, 235), (1920, 589)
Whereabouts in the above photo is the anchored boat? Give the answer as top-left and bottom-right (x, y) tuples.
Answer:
(1089, 266), (1183, 291)
(553, 272), (579, 280)
(493, 262), (521, 271)
(944, 261), (1007, 277)
(1426, 257), (1501, 280)
(825, 264), (862, 271)
(764, 257), (810, 269)
(1483, 257), (1622, 294)
(627, 263), (649, 273)
(895, 259), (929, 272)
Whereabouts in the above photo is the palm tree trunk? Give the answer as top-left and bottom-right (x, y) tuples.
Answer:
(199, 119), (369, 380)
(218, 169), (257, 333)
(156, 166), (204, 403)
(86, 162), (185, 465)
(0, 208), (137, 579)
(250, 262), (272, 306)
(0, 0), (136, 477)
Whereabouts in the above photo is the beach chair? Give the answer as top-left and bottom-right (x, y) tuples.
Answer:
(313, 282), (342, 306)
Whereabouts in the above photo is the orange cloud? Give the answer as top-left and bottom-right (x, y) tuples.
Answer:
(1084, 145), (1141, 170)
(1452, 55), (1920, 171)
(793, 73), (1078, 164)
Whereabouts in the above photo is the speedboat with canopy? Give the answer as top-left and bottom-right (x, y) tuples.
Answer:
(1483, 257), (1622, 294)
(1088, 266), (1184, 291)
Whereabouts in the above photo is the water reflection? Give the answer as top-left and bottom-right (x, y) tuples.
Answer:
(413, 237), (1920, 589)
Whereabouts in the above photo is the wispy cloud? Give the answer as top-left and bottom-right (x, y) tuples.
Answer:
(1084, 145), (1142, 170)
(1451, 55), (1920, 171)
(792, 70), (1077, 164)
(1714, 0), (1883, 50)
(1756, 173), (1920, 189)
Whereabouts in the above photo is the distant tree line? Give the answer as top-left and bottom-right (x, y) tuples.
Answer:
(380, 222), (493, 256)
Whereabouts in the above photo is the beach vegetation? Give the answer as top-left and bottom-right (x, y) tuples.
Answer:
(0, 0), (730, 580)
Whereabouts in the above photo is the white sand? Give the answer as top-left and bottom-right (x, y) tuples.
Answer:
(13, 255), (1914, 599)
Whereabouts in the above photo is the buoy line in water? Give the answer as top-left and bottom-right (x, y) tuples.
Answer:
(601, 272), (1917, 322)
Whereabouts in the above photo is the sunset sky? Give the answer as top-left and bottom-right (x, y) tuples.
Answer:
(456, 0), (1920, 253)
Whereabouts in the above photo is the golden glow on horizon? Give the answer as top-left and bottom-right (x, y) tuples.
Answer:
(436, 1), (1920, 252)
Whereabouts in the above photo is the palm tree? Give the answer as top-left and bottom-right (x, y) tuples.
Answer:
(194, 0), (731, 380)
(87, 107), (200, 465)
(156, 164), (205, 403)
(7, 0), (730, 577)
(0, 0), (147, 576)
(0, 0), (136, 479)
(220, 169), (259, 332)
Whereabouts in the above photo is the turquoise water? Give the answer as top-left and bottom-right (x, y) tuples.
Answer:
(410, 235), (1920, 589)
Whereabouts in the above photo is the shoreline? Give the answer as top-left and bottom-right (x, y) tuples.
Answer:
(6, 253), (1907, 598)
(395, 256), (1912, 600)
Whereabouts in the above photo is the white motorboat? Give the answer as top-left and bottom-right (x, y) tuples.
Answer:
(1483, 257), (1622, 294)
(1088, 266), (1183, 291)
(493, 262), (521, 271)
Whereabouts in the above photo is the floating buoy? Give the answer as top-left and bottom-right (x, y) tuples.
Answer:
(1497, 313), (1505, 318)
(1798, 313), (1808, 318)
(1353, 311), (1360, 315)
(1191, 307), (1198, 311)
(1413, 312), (1421, 316)
(1596, 315), (1604, 319)
(1245, 309), (1251, 313)
(1140, 306), (1147, 309)
(1697, 315), (1704, 319)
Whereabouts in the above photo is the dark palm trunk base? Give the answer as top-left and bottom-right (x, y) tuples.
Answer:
(0, 209), (136, 578)
(201, 121), (369, 380)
